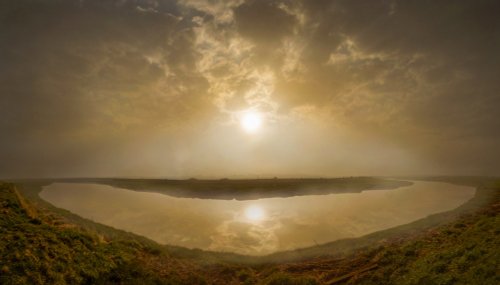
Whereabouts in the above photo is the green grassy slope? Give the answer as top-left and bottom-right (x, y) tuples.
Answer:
(266, 178), (500, 285)
(0, 183), (209, 285)
(351, 179), (500, 285)
(355, 203), (499, 285)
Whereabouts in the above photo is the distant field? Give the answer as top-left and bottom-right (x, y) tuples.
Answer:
(33, 176), (412, 200)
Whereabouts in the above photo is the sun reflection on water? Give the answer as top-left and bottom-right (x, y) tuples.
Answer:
(244, 205), (265, 222)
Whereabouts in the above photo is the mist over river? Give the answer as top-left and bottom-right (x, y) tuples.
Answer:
(40, 181), (475, 255)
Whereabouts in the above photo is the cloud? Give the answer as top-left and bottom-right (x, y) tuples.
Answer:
(0, 0), (210, 176)
(234, 0), (296, 45)
(0, 0), (499, 177)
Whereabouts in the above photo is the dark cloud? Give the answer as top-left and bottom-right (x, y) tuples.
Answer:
(0, 0), (210, 177)
(234, 0), (296, 45)
(273, 0), (500, 173)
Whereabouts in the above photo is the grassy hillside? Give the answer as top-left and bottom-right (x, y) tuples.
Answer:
(0, 182), (211, 284)
(270, 181), (499, 284)
(1, 177), (499, 284)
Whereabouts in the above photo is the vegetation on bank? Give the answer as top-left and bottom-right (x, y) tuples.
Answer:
(1, 177), (499, 284)
(0, 183), (208, 284)
(271, 184), (499, 285)
(48, 177), (412, 200)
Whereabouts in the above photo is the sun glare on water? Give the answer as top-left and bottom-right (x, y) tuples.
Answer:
(244, 205), (265, 222)
(240, 111), (262, 133)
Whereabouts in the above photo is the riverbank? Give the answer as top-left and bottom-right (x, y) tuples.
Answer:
(22, 177), (412, 200)
(2, 177), (498, 284)
(38, 180), (474, 255)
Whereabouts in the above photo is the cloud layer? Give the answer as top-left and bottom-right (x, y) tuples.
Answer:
(1, 0), (499, 177)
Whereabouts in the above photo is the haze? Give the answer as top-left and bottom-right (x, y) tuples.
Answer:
(1, 0), (499, 178)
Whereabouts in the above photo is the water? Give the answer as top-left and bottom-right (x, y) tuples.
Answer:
(40, 181), (475, 255)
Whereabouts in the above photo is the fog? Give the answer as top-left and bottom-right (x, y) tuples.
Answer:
(1, 1), (500, 178)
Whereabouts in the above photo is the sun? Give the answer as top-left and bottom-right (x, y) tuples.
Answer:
(240, 111), (263, 133)
(244, 205), (265, 222)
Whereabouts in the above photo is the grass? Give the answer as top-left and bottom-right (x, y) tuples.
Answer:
(265, 178), (500, 285)
(345, 195), (499, 284)
(0, 183), (208, 284)
(1, 177), (499, 284)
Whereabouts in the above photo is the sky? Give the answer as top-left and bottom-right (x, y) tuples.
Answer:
(0, 0), (499, 178)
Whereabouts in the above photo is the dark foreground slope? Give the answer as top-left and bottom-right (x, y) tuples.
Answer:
(0, 183), (210, 284)
(1, 177), (499, 284)
(270, 179), (499, 285)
